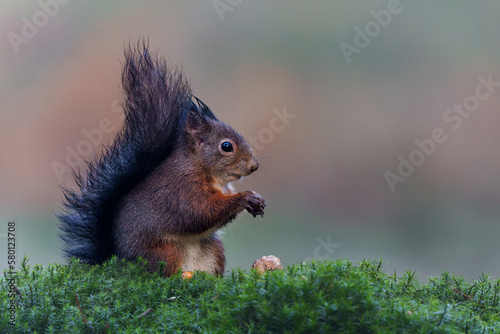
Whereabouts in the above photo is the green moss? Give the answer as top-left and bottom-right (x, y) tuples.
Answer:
(1, 257), (500, 333)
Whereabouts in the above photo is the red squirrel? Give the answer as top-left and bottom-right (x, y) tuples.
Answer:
(58, 42), (266, 276)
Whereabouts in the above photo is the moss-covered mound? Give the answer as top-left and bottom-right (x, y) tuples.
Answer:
(1, 257), (499, 333)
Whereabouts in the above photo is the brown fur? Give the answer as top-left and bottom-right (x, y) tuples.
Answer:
(113, 110), (266, 276)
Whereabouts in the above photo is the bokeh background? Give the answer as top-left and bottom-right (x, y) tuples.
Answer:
(1, 1), (500, 281)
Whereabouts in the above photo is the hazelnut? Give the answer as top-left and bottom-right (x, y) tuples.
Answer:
(181, 271), (193, 280)
(252, 255), (283, 274)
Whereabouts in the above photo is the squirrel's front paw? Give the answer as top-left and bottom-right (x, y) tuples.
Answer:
(243, 191), (266, 218)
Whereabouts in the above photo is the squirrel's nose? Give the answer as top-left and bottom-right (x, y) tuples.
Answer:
(250, 159), (259, 173)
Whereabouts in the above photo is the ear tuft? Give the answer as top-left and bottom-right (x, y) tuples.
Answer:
(184, 110), (209, 147)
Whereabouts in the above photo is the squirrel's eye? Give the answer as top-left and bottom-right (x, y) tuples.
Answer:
(221, 141), (233, 153)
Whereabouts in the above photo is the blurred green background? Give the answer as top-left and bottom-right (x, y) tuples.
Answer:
(1, 1), (500, 280)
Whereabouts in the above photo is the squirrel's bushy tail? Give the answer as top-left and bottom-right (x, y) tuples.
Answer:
(59, 42), (194, 264)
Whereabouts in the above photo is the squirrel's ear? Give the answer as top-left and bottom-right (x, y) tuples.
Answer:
(184, 110), (209, 147)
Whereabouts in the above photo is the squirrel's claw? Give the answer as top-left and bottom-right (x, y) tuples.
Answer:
(244, 191), (266, 218)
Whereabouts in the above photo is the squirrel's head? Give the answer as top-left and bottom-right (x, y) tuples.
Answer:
(182, 106), (259, 187)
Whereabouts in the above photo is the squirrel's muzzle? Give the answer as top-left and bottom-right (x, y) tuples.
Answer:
(249, 158), (259, 174)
